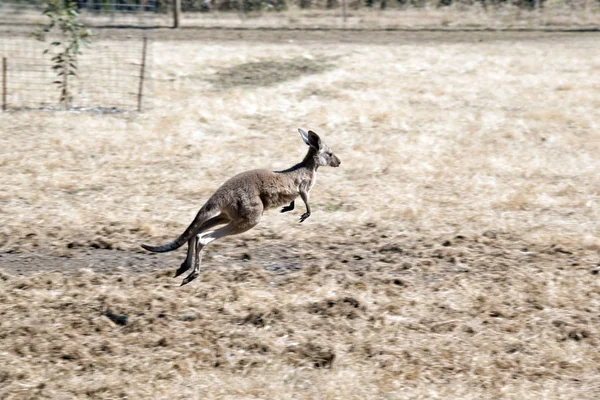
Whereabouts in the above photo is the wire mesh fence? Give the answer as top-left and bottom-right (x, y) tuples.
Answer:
(174, 0), (600, 13)
(1, 0), (599, 30)
(0, 0), (172, 26)
(0, 36), (151, 112)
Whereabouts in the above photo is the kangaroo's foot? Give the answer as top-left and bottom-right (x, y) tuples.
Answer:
(181, 270), (200, 286)
(174, 261), (191, 278)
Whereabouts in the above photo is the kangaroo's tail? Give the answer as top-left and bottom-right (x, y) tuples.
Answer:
(141, 205), (219, 253)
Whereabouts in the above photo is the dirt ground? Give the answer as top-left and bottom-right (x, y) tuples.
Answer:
(1, 28), (600, 399)
(3, 24), (599, 44)
(1, 231), (599, 399)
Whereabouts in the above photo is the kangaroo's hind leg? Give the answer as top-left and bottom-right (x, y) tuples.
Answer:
(174, 236), (197, 278)
(181, 205), (263, 286)
(174, 214), (230, 278)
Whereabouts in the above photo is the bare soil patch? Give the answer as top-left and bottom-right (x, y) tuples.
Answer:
(210, 56), (333, 88)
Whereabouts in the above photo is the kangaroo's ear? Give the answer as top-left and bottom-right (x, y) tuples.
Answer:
(298, 128), (310, 146)
(307, 130), (322, 149)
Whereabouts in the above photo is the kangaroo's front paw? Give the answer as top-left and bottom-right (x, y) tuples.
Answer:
(299, 212), (310, 223)
(281, 205), (293, 213)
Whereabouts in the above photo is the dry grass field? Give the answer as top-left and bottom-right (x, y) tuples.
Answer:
(1, 30), (600, 399)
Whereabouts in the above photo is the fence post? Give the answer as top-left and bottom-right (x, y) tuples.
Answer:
(138, 37), (148, 112)
(238, 0), (245, 21)
(2, 57), (6, 111)
(342, 0), (347, 23)
(173, 0), (181, 28)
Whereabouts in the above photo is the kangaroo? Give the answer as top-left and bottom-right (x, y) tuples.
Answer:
(141, 129), (341, 286)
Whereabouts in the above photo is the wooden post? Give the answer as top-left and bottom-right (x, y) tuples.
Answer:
(173, 0), (181, 28)
(342, 0), (347, 23)
(238, 0), (245, 21)
(137, 37), (148, 112)
(2, 57), (7, 112)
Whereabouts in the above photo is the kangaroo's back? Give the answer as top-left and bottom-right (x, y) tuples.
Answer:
(210, 169), (299, 214)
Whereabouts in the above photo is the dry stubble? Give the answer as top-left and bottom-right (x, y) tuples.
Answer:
(0, 32), (599, 399)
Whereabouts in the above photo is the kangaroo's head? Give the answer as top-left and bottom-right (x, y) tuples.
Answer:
(298, 128), (341, 168)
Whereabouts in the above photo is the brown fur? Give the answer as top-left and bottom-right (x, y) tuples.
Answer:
(141, 129), (340, 285)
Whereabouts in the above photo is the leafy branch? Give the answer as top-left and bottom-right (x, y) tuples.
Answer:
(32, 0), (92, 109)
